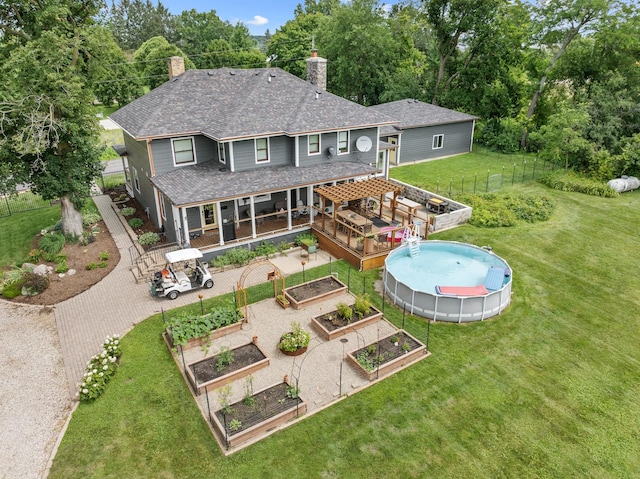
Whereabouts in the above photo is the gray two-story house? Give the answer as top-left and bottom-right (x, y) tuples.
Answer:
(110, 56), (399, 251)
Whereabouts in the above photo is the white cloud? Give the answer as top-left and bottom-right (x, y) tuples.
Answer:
(246, 15), (269, 26)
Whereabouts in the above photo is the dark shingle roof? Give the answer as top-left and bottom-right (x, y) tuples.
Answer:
(109, 68), (397, 140)
(151, 161), (378, 206)
(370, 99), (479, 135)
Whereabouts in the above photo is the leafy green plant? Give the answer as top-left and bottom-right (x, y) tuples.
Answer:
(55, 260), (69, 274)
(120, 207), (136, 216)
(82, 212), (102, 227)
(228, 419), (242, 432)
(356, 351), (375, 372)
(99, 251), (110, 261)
(38, 232), (65, 254)
(353, 294), (371, 319)
(336, 302), (353, 323)
(254, 240), (277, 258)
(78, 335), (122, 402)
(402, 341), (412, 353)
(0, 267), (27, 297)
(79, 232), (96, 246)
(216, 346), (234, 372)
(86, 262), (98, 270)
(217, 384), (233, 415)
(211, 247), (256, 268)
(243, 375), (255, 406)
(98, 261), (108, 268)
(294, 232), (317, 247)
(167, 305), (240, 346)
(278, 321), (311, 352)
(128, 218), (144, 229)
(138, 232), (160, 246)
(285, 384), (300, 399)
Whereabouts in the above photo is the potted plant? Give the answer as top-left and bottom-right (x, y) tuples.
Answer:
(278, 321), (311, 356)
(364, 234), (376, 254)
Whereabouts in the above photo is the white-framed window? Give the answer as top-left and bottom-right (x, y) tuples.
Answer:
(432, 134), (444, 149)
(338, 130), (349, 154)
(132, 166), (140, 193)
(171, 137), (196, 166)
(308, 134), (320, 155)
(218, 143), (226, 164)
(255, 137), (270, 163)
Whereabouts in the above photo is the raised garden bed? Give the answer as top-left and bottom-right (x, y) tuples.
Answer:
(210, 382), (307, 449)
(311, 304), (383, 340)
(163, 321), (243, 352)
(283, 275), (348, 310)
(347, 330), (428, 381)
(186, 342), (269, 394)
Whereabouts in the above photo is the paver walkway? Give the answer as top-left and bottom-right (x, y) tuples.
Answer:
(54, 195), (334, 395)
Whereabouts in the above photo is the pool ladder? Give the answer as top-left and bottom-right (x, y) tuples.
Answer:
(402, 225), (421, 258)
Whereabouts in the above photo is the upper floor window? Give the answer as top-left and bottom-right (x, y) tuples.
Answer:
(308, 134), (320, 155)
(432, 134), (444, 149)
(172, 137), (196, 166)
(255, 137), (270, 163)
(218, 143), (226, 164)
(338, 130), (349, 154)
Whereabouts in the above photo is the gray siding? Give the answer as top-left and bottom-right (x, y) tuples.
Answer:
(151, 135), (217, 176)
(232, 135), (293, 171)
(300, 128), (378, 167)
(124, 134), (158, 226)
(398, 121), (473, 163)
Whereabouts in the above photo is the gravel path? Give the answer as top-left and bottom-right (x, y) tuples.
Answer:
(0, 301), (71, 479)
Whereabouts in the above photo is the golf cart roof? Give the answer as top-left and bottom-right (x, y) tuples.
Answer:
(165, 248), (203, 263)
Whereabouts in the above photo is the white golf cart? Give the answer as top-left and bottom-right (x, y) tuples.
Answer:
(150, 248), (213, 300)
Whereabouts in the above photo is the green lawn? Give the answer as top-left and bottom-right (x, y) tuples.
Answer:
(0, 203), (61, 267)
(49, 180), (640, 477)
(390, 148), (553, 196)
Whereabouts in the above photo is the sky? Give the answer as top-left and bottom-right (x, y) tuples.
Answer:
(161, 1), (399, 36)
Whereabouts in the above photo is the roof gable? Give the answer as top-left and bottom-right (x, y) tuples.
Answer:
(109, 68), (397, 140)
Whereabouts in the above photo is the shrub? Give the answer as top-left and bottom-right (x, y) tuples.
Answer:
(254, 240), (277, 258)
(120, 207), (136, 216)
(128, 218), (144, 229)
(138, 232), (160, 247)
(82, 212), (102, 227)
(38, 233), (65, 254)
(78, 335), (122, 402)
(211, 247), (255, 268)
(538, 170), (619, 197)
(21, 271), (49, 295)
(0, 267), (27, 297)
(294, 232), (317, 247)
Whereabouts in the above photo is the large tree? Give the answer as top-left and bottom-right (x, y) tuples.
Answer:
(0, 0), (104, 236)
(106, 0), (175, 51)
(133, 36), (195, 89)
(520, 0), (612, 147)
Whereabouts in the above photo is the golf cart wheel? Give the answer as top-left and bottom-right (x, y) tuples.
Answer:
(167, 290), (179, 300)
(204, 279), (214, 289)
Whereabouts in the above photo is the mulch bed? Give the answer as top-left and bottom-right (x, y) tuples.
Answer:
(214, 382), (302, 435)
(190, 343), (266, 384)
(285, 277), (344, 302)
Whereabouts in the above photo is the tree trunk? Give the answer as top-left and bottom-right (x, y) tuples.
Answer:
(60, 195), (84, 237)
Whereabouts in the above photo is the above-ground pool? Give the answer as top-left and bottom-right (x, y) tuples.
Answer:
(384, 241), (512, 323)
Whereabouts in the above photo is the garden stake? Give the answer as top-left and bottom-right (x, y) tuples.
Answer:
(426, 319), (431, 353)
(205, 385), (211, 423)
(485, 170), (490, 192)
(179, 344), (186, 372)
(512, 163), (516, 186)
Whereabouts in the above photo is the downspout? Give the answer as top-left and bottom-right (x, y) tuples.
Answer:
(229, 142), (235, 172)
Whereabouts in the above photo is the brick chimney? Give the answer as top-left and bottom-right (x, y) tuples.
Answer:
(168, 56), (185, 80)
(306, 49), (327, 91)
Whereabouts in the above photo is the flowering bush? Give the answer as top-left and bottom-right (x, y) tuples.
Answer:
(77, 335), (122, 402)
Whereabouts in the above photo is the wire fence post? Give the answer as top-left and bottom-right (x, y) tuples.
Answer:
(485, 170), (490, 192)
(512, 163), (516, 186)
(522, 160), (527, 182)
(473, 173), (477, 194)
(461, 175), (464, 194)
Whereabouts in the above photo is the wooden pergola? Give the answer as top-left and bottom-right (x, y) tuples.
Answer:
(314, 178), (404, 231)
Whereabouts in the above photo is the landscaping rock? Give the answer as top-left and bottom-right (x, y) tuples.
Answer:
(33, 264), (53, 277)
